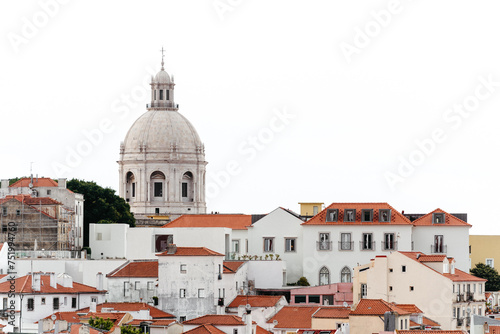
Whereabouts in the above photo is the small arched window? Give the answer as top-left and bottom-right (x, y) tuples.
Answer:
(341, 266), (351, 283)
(319, 267), (330, 286)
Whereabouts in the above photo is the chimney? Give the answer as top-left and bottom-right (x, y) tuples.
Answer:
(167, 244), (177, 254)
(50, 272), (57, 288)
(57, 273), (73, 288)
(383, 311), (396, 331)
(54, 320), (67, 334)
(96, 272), (103, 291)
(32, 273), (41, 291)
(238, 305), (245, 318)
(244, 308), (252, 334)
(58, 178), (67, 189)
(90, 300), (97, 313)
(1, 179), (8, 189)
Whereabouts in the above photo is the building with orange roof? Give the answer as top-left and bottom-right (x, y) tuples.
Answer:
(349, 298), (412, 333)
(106, 260), (159, 303)
(227, 295), (287, 328)
(266, 305), (321, 332)
(0, 272), (106, 333)
(157, 246), (248, 322)
(182, 314), (256, 334)
(1, 177), (84, 249)
(353, 251), (486, 331)
(76, 302), (175, 319)
(311, 306), (351, 330)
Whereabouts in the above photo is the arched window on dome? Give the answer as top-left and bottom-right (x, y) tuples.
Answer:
(319, 266), (330, 286)
(125, 172), (135, 204)
(181, 172), (194, 202)
(150, 171), (166, 201)
(341, 266), (352, 283)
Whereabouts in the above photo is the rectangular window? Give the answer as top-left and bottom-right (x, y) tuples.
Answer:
(124, 282), (130, 296)
(155, 208), (160, 214)
(486, 258), (494, 268)
(180, 264), (187, 273)
(16, 210), (21, 216)
(27, 298), (34, 311)
(379, 209), (391, 222)
(384, 233), (396, 250)
(53, 297), (59, 310)
(135, 281), (140, 290)
(198, 289), (205, 298)
(64, 297), (67, 305)
(295, 295), (306, 303)
(480, 284), (483, 293)
(344, 209), (355, 222)
(410, 286), (414, 291)
(179, 316), (186, 323)
(132, 183), (136, 197)
(41, 298), (46, 305)
(313, 206), (318, 215)
(47, 189), (51, 195)
(389, 286), (393, 291)
(340, 233), (352, 250)
(154, 182), (163, 197)
(361, 284), (367, 298)
(361, 233), (374, 250)
(264, 237), (274, 252)
(326, 209), (338, 222)
(147, 281), (154, 290)
(308, 295), (320, 303)
(434, 235), (444, 253)
(361, 209), (373, 222)
(402, 265), (406, 273)
(285, 238), (296, 252)
(233, 329), (238, 334)
(232, 240), (240, 254)
(433, 213), (445, 224)
(159, 90), (164, 100)
(318, 233), (331, 250)
(72, 298), (77, 308)
(182, 183), (188, 197)
(2, 207), (6, 216)
(180, 289), (186, 298)
(166, 90), (170, 100)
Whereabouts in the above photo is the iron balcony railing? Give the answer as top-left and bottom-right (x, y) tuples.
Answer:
(338, 241), (354, 251)
(431, 244), (447, 254)
(359, 241), (376, 251)
(381, 241), (398, 251)
(317, 241), (332, 251)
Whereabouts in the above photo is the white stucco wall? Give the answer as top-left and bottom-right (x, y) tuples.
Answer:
(107, 277), (158, 303)
(246, 261), (285, 289)
(247, 208), (304, 283)
(302, 224), (413, 286)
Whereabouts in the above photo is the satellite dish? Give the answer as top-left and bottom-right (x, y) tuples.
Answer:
(343, 302), (348, 307)
(51, 314), (57, 320)
(246, 304), (251, 310)
(273, 320), (278, 325)
(29, 183), (33, 189)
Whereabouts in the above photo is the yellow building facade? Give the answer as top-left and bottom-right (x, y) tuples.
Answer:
(469, 235), (500, 271)
(298, 202), (324, 217)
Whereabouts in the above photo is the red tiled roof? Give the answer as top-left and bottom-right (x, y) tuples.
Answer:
(77, 302), (174, 319)
(10, 178), (59, 188)
(157, 247), (224, 257)
(350, 299), (411, 316)
(417, 255), (447, 262)
(422, 316), (440, 327)
(228, 295), (282, 308)
(256, 326), (273, 334)
(302, 203), (412, 225)
(183, 325), (227, 334)
(107, 260), (158, 278)
(412, 209), (471, 226)
(69, 324), (102, 334)
(163, 214), (253, 230)
(490, 326), (500, 334)
(0, 196), (61, 219)
(78, 312), (128, 323)
(223, 262), (245, 274)
(127, 319), (176, 326)
(41, 312), (81, 323)
(267, 306), (320, 329)
(312, 306), (350, 319)
(183, 315), (246, 326)
(395, 304), (423, 314)
(0, 274), (105, 294)
(396, 331), (466, 334)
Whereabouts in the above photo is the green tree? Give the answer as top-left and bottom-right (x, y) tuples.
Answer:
(121, 325), (143, 334)
(297, 276), (310, 286)
(470, 263), (500, 291)
(88, 317), (114, 331)
(67, 179), (135, 246)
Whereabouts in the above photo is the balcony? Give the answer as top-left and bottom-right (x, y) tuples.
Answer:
(381, 241), (398, 251)
(146, 102), (179, 109)
(359, 241), (376, 251)
(456, 293), (465, 302)
(456, 318), (464, 327)
(431, 244), (447, 254)
(466, 292), (474, 301)
(339, 241), (354, 251)
(317, 241), (332, 251)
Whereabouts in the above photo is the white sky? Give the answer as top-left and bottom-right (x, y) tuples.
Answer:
(1, 0), (499, 234)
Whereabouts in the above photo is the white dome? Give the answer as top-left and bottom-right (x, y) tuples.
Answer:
(122, 110), (203, 159)
(154, 69), (171, 84)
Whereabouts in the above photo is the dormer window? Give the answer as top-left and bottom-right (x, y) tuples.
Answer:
(379, 209), (391, 222)
(326, 209), (338, 222)
(344, 209), (355, 222)
(433, 213), (445, 224)
(361, 209), (373, 222)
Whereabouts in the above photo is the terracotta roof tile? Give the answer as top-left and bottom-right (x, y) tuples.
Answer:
(228, 295), (282, 308)
(312, 306), (351, 319)
(163, 214), (253, 230)
(417, 255), (447, 262)
(411, 209), (471, 226)
(350, 299), (411, 316)
(302, 203), (411, 226)
(183, 315), (246, 326)
(107, 260), (158, 278)
(69, 324), (103, 334)
(0, 274), (104, 294)
(490, 326), (500, 334)
(77, 302), (174, 319)
(42, 312), (81, 322)
(396, 331), (466, 334)
(267, 306), (320, 329)
(395, 304), (423, 314)
(422, 316), (440, 327)
(157, 247), (224, 257)
(127, 319), (176, 326)
(223, 262), (245, 274)
(10, 178), (59, 188)
(256, 326), (273, 334)
(183, 324), (227, 334)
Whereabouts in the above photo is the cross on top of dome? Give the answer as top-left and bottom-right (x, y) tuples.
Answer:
(160, 46), (165, 71)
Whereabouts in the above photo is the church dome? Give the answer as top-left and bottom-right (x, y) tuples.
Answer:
(122, 109), (203, 159)
(154, 69), (171, 84)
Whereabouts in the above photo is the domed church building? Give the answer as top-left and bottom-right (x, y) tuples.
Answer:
(118, 55), (207, 225)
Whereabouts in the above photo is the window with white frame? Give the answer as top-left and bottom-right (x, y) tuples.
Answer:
(180, 289), (186, 298)
(135, 281), (140, 290)
(341, 266), (351, 283)
(319, 267), (330, 285)
(361, 283), (367, 298)
(285, 238), (296, 252)
(486, 258), (494, 268)
(232, 240), (240, 254)
(147, 281), (154, 290)
(318, 233), (331, 250)
(383, 233), (396, 250)
(361, 233), (374, 250)
(198, 289), (205, 298)
(264, 237), (274, 252)
(27, 298), (34, 311)
(180, 264), (187, 273)
(340, 233), (352, 250)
